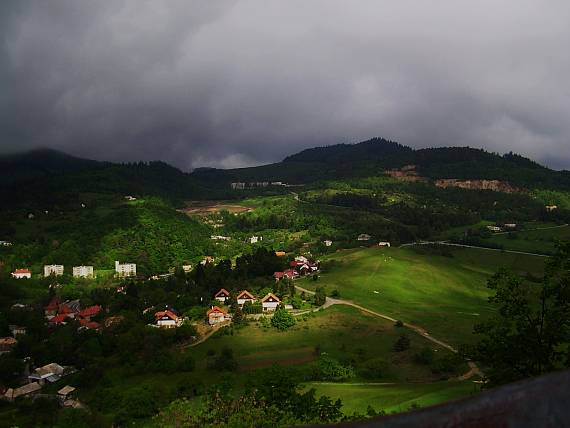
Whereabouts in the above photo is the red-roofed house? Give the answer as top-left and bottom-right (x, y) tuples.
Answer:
(154, 310), (182, 329)
(261, 293), (281, 312)
(236, 290), (256, 306)
(273, 271), (285, 281)
(78, 305), (101, 320)
(214, 288), (230, 303)
(207, 306), (228, 325)
(78, 319), (100, 330)
(49, 314), (68, 325)
(283, 269), (299, 279)
(58, 304), (77, 319)
(11, 269), (31, 279)
(45, 297), (61, 317)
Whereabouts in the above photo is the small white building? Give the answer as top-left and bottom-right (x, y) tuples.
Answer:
(11, 269), (31, 279)
(261, 293), (281, 312)
(44, 265), (64, 277)
(115, 261), (136, 277)
(124, 195), (137, 201)
(486, 226), (502, 233)
(378, 242), (391, 247)
(323, 240), (333, 247)
(0, 240), (12, 246)
(504, 224), (517, 229)
(546, 205), (558, 212)
(214, 288), (230, 303)
(182, 264), (192, 273)
(357, 234), (371, 241)
(249, 236), (262, 244)
(207, 306), (228, 325)
(237, 290), (256, 306)
(73, 265), (94, 278)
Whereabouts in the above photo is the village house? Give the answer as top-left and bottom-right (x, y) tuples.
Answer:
(214, 288), (230, 303)
(201, 256), (215, 265)
(0, 240), (12, 246)
(29, 363), (65, 385)
(504, 223), (517, 229)
(115, 260), (136, 277)
(273, 271), (285, 281)
(182, 264), (192, 273)
(284, 269), (299, 279)
(357, 233), (371, 241)
(72, 265), (94, 278)
(154, 310), (183, 329)
(3, 382), (41, 402)
(487, 225), (502, 232)
(11, 268), (31, 279)
(546, 205), (558, 212)
(323, 240), (333, 247)
(78, 305), (101, 320)
(237, 290), (256, 306)
(207, 306), (228, 325)
(0, 337), (17, 355)
(230, 182), (246, 190)
(124, 195), (137, 201)
(261, 293), (281, 312)
(275, 251), (287, 257)
(378, 241), (391, 247)
(249, 236), (262, 244)
(78, 319), (100, 330)
(44, 265), (64, 277)
(57, 385), (76, 401)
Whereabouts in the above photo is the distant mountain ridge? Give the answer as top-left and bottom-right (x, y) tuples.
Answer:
(2, 138), (569, 208)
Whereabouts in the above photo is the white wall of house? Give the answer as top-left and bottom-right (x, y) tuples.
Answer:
(215, 296), (227, 303)
(262, 301), (280, 311)
(157, 319), (177, 328)
(237, 298), (254, 306)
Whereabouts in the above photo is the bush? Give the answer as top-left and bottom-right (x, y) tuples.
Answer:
(413, 347), (434, 365)
(393, 334), (410, 352)
(271, 309), (296, 331)
(312, 356), (354, 381)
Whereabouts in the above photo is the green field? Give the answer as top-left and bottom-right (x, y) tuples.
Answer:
(304, 381), (479, 415)
(189, 305), (462, 382)
(482, 224), (570, 255)
(300, 246), (545, 346)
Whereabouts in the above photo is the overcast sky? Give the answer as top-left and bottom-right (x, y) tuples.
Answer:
(1, 1), (569, 170)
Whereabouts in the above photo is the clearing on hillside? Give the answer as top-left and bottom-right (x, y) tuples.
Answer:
(181, 200), (254, 215)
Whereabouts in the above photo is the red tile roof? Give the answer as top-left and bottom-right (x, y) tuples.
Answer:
(154, 310), (179, 321)
(273, 272), (285, 278)
(214, 288), (230, 297)
(261, 293), (281, 303)
(49, 314), (67, 324)
(58, 304), (76, 315)
(237, 290), (255, 300)
(78, 305), (101, 318)
(207, 306), (227, 316)
(14, 269), (31, 274)
(78, 319), (100, 330)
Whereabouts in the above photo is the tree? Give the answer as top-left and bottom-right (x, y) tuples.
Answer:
(471, 243), (570, 386)
(314, 287), (326, 306)
(271, 309), (296, 331)
(393, 334), (410, 352)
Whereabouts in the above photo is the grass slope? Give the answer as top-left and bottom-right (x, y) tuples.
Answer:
(300, 246), (544, 346)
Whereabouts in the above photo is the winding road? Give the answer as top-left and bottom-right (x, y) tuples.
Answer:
(295, 284), (483, 380)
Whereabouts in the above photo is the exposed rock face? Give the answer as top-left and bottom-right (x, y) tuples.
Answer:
(434, 179), (521, 193)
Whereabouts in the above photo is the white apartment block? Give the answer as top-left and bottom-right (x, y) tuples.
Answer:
(73, 265), (94, 278)
(44, 265), (64, 277)
(115, 261), (136, 278)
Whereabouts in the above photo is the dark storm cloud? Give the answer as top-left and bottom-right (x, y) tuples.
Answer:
(1, 1), (570, 170)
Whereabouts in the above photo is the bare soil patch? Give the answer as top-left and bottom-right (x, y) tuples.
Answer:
(181, 200), (254, 215)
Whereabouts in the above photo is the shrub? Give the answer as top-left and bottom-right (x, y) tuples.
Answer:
(271, 309), (296, 331)
(312, 356), (354, 381)
(413, 347), (434, 365)
(394, 320), (404, 328)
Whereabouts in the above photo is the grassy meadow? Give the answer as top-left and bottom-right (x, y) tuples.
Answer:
(299, 246), (545, 346)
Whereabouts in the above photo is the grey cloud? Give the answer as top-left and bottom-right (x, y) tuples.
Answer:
(1, 0), (569, 170)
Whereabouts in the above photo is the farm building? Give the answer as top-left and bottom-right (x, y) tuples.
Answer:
(29, 363), (64, 385)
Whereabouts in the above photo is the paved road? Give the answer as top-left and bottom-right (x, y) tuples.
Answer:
(295, 284), (483, 380)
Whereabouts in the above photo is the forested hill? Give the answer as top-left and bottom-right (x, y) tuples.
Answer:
(192, 138), (570, 190)
(0, 149), (229, 209)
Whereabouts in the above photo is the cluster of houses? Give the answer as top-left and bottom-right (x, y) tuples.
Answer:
(230, 181), (288, 190)
(1, 362), (77, 403)
(45, 297), (102, 330)
(273, 255), (319, 281)
(10, 261), (137, 280)
(211, 288), (282, 324)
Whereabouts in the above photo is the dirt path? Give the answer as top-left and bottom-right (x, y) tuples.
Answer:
(494, 223), (569, 236)
(183, 321), (230, 348)
(295, 284), (482, 380)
